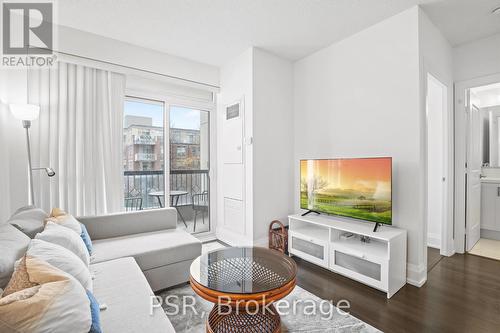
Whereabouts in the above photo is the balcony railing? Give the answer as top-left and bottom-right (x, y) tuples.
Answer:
(123, 169), (209, 210)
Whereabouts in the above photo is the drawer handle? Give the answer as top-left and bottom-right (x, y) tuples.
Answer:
(338, 250), (366, 259)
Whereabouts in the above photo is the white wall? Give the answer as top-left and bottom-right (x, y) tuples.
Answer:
(453, 33), (500, 82)
(418, 8), (453, 258)
(58, 26), (219, 88)
(293, 7), (425, 285)
(216, 47), (294, 246)
(0, 70), (16, 222)
(252, 48), (294, 245)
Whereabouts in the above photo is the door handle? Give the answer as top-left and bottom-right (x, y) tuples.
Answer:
(498, 187), (500, 197)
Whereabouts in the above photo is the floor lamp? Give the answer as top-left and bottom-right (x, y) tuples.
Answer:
(10, 104), (56, 206)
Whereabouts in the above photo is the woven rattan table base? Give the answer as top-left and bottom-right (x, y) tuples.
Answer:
(206, 304), (280, 333)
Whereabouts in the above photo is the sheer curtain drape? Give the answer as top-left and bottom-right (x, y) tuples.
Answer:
(29, 62), (125, 216)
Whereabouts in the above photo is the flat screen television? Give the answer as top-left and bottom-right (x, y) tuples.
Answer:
(300, 157), (392, 226)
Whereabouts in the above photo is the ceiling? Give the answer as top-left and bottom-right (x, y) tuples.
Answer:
(422, 0), (500, 46)
(53, 0), (500, 67)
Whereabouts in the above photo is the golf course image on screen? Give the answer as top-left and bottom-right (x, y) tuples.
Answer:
(300, 158), (392, 224)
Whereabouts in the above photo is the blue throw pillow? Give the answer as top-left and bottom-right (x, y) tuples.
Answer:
(86, 290), (102, 333)
(80, 223), (93, 255)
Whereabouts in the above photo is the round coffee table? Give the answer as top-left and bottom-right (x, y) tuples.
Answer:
(190, 247), (297, 333)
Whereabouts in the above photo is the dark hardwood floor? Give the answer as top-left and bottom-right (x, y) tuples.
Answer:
(427, 247), (443, 272)
(294, 251), (500, 333)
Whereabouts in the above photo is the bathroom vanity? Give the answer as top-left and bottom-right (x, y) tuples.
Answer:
(481, 168), (500, 240)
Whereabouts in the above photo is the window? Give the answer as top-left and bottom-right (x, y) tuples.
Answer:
(176, 146), (187, 157)
(122, 97), (212, 235)
(123, 98), (165, 210)
(169, 106), (211, 233)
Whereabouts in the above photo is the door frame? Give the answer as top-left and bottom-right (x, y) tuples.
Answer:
(425, 73), (451, 255)
(454, 72), (500, 253)
(126, 87), (217, 240)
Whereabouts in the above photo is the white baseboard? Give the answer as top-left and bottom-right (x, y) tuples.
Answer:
(427, 233), (441, 249)
(253, 236), (268, 248)
(481, 229), (500, 241)
(216, 228), (253, 247)
(441, 247), (455, 257)
(407, 263), (427, 287)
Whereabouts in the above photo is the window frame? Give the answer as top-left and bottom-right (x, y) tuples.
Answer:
(124, 89), (217, 239)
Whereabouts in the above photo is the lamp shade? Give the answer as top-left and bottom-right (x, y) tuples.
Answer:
(9, 104), (40, 121)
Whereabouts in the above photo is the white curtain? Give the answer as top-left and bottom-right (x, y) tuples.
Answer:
(29, 62), (125, 216)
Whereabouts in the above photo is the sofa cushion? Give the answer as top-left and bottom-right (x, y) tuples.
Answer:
(91, 229), (201, 271)
(8, 206), (48, 238)
(90, 257), (174, 333)
(0, 224), (30, 289)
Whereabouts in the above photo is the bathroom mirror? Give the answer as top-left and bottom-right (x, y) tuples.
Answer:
(480, 107), (500, 167)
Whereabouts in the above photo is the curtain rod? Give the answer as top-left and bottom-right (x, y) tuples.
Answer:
(33, 47), (220, 90)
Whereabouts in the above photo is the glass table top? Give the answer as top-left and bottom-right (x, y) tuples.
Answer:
(190, 247), (297, 294)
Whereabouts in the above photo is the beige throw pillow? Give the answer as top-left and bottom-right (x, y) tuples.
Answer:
(2, 256), (37, 297)
(0, 256), (92, 333)
(44, 208), (82, 235)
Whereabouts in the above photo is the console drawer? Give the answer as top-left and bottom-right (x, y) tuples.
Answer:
(330, 247), (388, 291)
(289, 231), (328, 267)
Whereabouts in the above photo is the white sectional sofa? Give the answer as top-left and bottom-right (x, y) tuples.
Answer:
(1, 207), (202, 333)
(79, 208), (202, 292)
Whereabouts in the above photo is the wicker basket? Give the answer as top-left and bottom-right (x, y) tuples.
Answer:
(268, 220), (288, 254)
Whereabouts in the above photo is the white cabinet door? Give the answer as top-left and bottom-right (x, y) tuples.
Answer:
(289, 231), (329, 268)
(481, 183), (496, 230)
(496, 188), (500, 232)
(481, 183), (500, 231)
(330, 247), (387, 292)
(222, 101), (243, 164)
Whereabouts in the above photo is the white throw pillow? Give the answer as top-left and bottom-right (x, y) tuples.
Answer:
(8, 206), (48, 238)
(0, 256), (92, 333)
(27, 239), (92, 291)
(35, 222), (90, 266)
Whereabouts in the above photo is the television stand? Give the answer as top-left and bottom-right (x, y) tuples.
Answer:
(373, 222), (381, 232)
(301, 210), (320, 217)
(288, 214), (407, 298)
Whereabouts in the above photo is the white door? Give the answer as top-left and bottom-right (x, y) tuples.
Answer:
(466, 101), (482, 251)
(426, 74), (446, 250)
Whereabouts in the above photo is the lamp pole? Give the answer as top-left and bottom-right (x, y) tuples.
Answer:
(23, 120), (35, 206)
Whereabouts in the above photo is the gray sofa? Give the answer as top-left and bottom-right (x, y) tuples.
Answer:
(2, 207), (202, 333)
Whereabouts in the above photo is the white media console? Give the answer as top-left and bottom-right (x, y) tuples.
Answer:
(288, 214), (407, 298)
